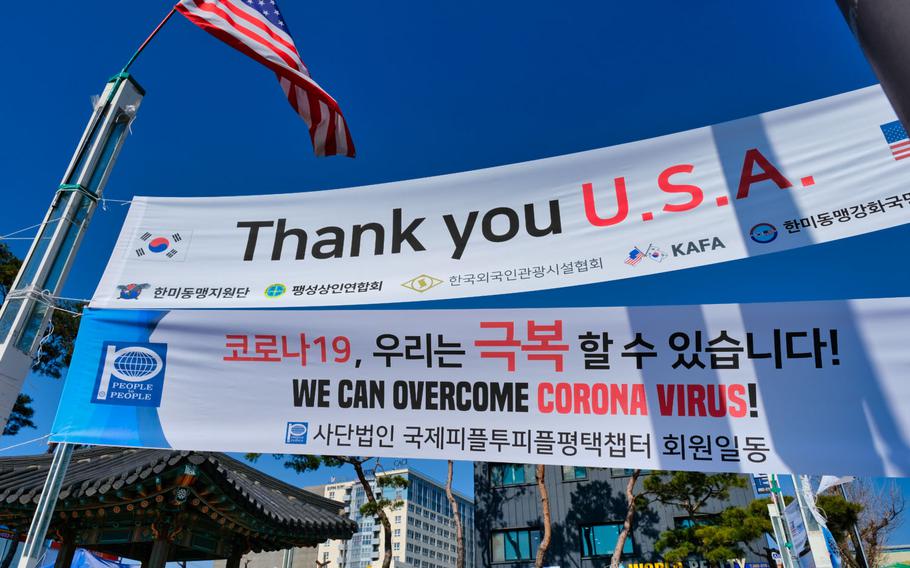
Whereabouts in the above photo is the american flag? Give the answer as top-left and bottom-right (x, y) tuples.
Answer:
(880, 120), (910, 161)
(624, 247), (644, 266)
(177, 0), (355, 157)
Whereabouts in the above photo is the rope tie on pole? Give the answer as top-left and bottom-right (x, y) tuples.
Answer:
(32, 321), (54, 368)
(57, 184), (99, 204)
(4, 287), (87, 317)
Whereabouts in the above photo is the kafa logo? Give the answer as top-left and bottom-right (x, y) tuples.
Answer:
(92, 342), (167, 407)
(133, 230), (192, 261)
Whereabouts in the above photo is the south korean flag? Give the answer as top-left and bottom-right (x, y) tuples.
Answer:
(133, 230), (192, 262)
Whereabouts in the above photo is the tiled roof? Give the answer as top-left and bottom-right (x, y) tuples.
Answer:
(0, 446), (356, 537)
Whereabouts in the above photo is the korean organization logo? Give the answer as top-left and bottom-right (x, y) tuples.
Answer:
(749, 222), (778, 244)
(265, 283), (287, 298)
(401, 274), (443, 293)
(92, 342), (168, 408)
(117, 283), (150, 300)
(286, 422), (309, 444)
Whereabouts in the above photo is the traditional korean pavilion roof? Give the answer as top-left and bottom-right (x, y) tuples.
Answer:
(0, 447), (355, 561)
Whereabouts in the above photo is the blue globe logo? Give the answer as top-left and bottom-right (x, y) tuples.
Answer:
(265, 283), (287, 298)
(112, 349), (161, 381)
(749, 222), (778, 244)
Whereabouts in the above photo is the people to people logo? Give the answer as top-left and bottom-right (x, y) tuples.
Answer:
(92, 342), (168, 408)
(285, 422), (309, 444)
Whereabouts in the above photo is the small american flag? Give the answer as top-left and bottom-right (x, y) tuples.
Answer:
(624, 247), (644, 266)
(880, 120), (910, 161)
(177, 0), (355, 157)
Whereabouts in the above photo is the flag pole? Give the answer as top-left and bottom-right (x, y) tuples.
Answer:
(121, 5), (178, 74)
(6, 8), (172, 567)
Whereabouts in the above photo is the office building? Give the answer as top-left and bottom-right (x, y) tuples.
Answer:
(473, 464), (766, 568)
(316, 468), (476, 568)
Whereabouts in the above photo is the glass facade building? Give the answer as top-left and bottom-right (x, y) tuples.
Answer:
(474, 464), (764, 568)
(318, 469), (476, 568)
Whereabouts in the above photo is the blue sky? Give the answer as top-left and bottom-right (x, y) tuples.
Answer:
(2, 0), (910, 542)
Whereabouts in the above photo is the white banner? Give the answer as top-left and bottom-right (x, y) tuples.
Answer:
(816, 475), (855, 495)
(52, 297), (910, 476)
(785, 500), (809, 554)
(92, 86), (910, 308)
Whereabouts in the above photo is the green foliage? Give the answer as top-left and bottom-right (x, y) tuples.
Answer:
(644, 472), (747, 517)
(2, 394), (35, 436)
(360, 473), (409, 516)
(0, 243), (84, 435)
(815, 494), (862, 543)
(656, 492), (806, 564)
(655, 526), (701, 562)
(647, 472), (750, 561)
(692, 498), (775, 561)
(0, 244), (22, 290)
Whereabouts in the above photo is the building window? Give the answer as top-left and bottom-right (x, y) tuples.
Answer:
(561, 466), (587, 481)
(395, 515), (402, 523)
(490, 464), (535, 486)
(611, 468), (636, 477)
(580, 523), (632, 558)
(394, 528), (401, 537)
(674, 515), (718, 528)
(491, 528), (542, 562)
(394, 543), (401, 551)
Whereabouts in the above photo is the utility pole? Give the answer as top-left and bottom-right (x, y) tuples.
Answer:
(769, 475), (800, 568)
(792, 475), (833, 568)
(835, 0), (910, 130)
(4, 73), (144, 568)
(0, 74), (143, 431)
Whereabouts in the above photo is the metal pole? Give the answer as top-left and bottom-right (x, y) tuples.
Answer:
(281, 548), (294, 568)
(792, 475), (833, 568)
(768, 501), (795, 568)
(840, 484), (870, 568)
(16, 443), (73, 568)
(0, 73), (144, 431)
(122, 6), (178, 74)
(835, 0), (910, 132)
(770, 474), (801, 568)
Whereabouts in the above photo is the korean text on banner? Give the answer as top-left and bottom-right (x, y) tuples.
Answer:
(51, 297), (910, 476)
(93, 85), (910, 308)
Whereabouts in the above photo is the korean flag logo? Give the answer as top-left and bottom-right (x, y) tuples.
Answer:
(133, 230), (192, 262)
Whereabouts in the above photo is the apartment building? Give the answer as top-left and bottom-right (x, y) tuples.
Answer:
(316, 468), (476, 568)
